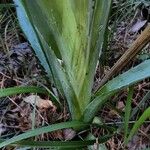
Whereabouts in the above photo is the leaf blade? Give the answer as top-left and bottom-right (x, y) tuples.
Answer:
(83, 59), (150, 122)
(0, 135), (112, 148)
(0, 121), (88, 148)
(124, 86), (134, 143)
(0, 86), (60, 107)
(127, 107), (150, 143)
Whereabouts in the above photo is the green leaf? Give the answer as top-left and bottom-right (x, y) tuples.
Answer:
(0, 136), (111, 149)
(78, 0), (112, 113)
(83, 59), (150, 122)
(124, 86), (134, 143)
(0, 86), (60, 107)
(126, 107), (150, 144)
(14, 0), (82, 119)
(0, 121), (88, 148)
(14, 0), (53, 79)
(14, 0), (112, 119)
(0, 86), (47, 97)
(36, 29), (82, 119)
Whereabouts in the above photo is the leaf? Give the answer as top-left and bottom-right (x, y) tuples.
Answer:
(36, 28), (82, 119)
(0, 121), (89, 148)
(14, 0), (53, 79)
(14, 0), (112, 119)
(0, 135), (111, 149)
(83, 59), (150, 122)
(126, 107), (150, 144)
(0, 86), (47, 97)
(78, 0), (112, 113)
(0, 86), (60, 107)
(124, 86), (134, 143)
(131, 20), (147, 33)
(23, 95), (56, 110)
(14, 0), (84, 120)
(63, 129), (76, 141)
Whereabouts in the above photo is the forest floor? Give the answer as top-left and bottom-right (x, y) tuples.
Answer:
(0, 1), (150, 150)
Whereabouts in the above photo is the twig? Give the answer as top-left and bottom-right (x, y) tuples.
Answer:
(95, 25), (150, 92)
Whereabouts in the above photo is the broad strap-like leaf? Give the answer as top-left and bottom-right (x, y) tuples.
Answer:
(14, 0), (82, 119)
(83, 59), (150, 122)
(14, 0), (52, 79)
(14, 0), (112, 119)
(78, 0), (112, 112)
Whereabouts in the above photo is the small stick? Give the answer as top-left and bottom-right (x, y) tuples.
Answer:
(95, 25), (150, 92)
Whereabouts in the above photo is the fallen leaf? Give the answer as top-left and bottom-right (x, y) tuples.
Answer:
(23, 95), (56, 110)
(117, 101), (125, 110)
(131, 20), (147, 33)
(63, 128), (76, 141)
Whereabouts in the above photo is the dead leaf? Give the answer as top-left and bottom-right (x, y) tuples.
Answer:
(23, 95), (56, 110)
(131, 20), (147, 33)
(117, 101), (125, 110)
(63, 128), (76, 141)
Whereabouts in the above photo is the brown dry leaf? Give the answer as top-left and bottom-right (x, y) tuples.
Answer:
(63, 128), (76, 141)
(108, 109), (120, 118)
(117, 101), (125, 110)
(131, 20), (147, 33)
(23, 95), (56, 110)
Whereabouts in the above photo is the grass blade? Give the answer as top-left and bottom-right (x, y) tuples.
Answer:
(126, 107), (150, 143)
(0, 121), (88, 148)
(124, 86), (134, 143)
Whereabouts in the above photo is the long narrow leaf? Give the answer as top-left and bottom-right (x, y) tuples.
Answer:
(0, 135), (112, 148)
(0, 86), (60, 107)
(124, 86), (134, 143)
(0, 86), (48, 97)
(83, 59), (150, 122)
(78, 0), (112, 112)
(14, 0), (52, 79)
(14, 0), (82, 119)
(126, 107), (150, 143)
(0, 121), (88, 148)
